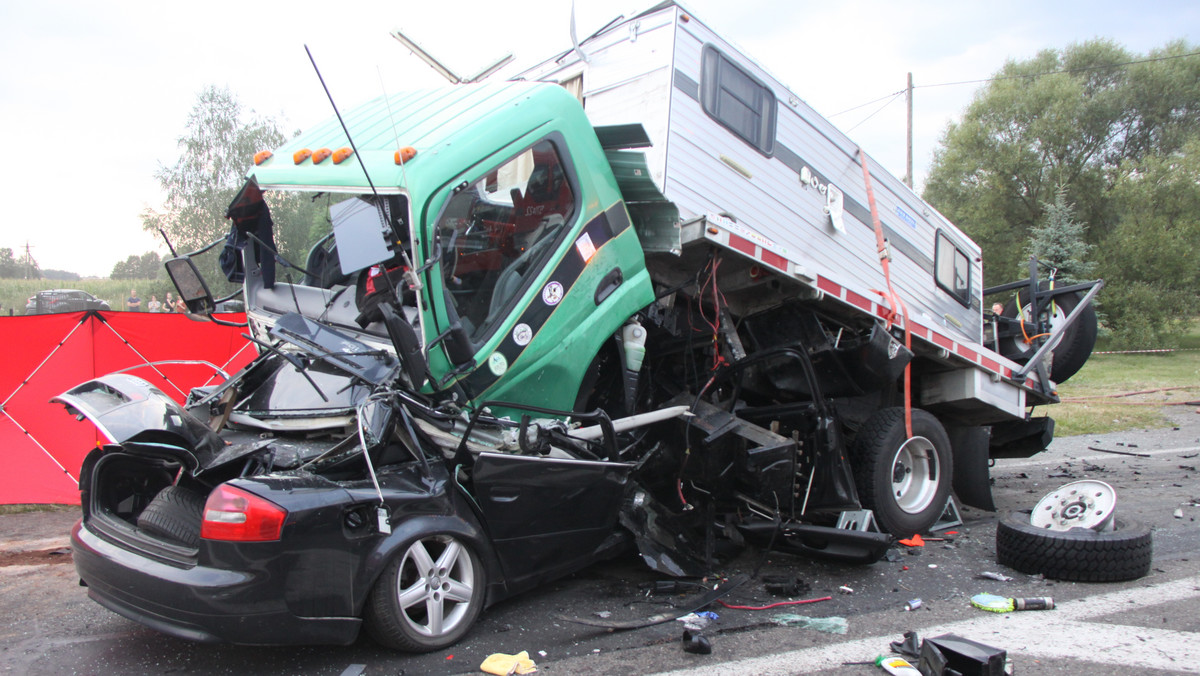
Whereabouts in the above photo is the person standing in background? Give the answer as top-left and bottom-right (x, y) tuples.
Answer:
(126, 289), (142, 312)
(164, 292), (175, 312)
(147, 295), (162, 313)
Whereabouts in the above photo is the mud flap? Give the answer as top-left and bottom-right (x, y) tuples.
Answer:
(948, 426), (995, 512)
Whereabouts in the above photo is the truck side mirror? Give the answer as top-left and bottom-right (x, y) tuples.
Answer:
(165, 257), (216, 315)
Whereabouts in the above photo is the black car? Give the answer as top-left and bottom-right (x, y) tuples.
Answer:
(60, 313), (641, 651)
(25, 289), (111, 315)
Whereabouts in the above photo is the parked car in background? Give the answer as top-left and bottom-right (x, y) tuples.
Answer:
(24, 289), (111, 315)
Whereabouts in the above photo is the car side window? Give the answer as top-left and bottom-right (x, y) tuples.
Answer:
(439, 139), (575, 344)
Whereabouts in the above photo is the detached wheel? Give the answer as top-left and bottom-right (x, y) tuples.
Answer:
(1001, 282), (1097, 384)
(365, 533), (485, 652)
(996, 512), (1152, 582)
(851, 408), (953, 536)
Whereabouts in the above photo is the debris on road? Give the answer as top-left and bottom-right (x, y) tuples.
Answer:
(975, 571), (1013, 582)
(875, 654), (921, 675)
(971, 593), (1054, 612)
(1087, 446), (1152, 458)
(904, 598), (922, 611)
(680, 629), (712, 655)
(479, 651), (537, 675)
(768, 614), (848, 634)
(920, 633), (1008, 676)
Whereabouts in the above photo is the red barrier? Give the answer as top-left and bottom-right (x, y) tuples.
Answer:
(0, 312), (255, 504)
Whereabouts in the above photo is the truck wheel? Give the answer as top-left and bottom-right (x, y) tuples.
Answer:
(851, 408), (953, 536)
(136, 486), (205, 547)
(365, 533), (485, 652)
(996, 512), (1152, 581)
(1001, 282), (1097, 384)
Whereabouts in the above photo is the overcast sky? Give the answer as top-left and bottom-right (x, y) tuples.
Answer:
(1, 0), (1195, 278)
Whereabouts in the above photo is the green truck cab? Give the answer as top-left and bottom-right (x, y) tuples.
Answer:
(248, 82), (654, 412)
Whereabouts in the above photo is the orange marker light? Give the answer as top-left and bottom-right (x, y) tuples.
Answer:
(312, 148), (332, 164)
(332, 147), (354, 164)
(253, 150), (273, 165)
(394, 146), (417, 164)
(293, 149), (312, 164)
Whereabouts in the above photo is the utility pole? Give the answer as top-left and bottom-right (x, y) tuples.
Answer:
(905, 72), (913, 189)
(23, 241), (35, 280)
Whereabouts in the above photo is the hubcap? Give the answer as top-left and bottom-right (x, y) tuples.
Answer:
(396, 535), (475, 637)
(890, 436), (940, 514)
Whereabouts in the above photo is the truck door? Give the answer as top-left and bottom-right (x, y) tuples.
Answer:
(432, 137), (577, 377)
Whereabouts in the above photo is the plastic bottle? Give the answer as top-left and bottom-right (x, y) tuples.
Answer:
(875, 655), (921, 675)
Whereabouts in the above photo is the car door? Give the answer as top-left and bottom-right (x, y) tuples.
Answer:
(469, 450), (631, 584)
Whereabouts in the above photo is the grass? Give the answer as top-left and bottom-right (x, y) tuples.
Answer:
(0, 504), (74, 515)
(1045, 321), (1200, 437)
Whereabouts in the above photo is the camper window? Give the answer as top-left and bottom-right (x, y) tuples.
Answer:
(935, 231), (971, 306)
(701, 45), (777, 155)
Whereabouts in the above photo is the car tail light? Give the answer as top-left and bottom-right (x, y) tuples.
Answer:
(200, 484), (286, 542)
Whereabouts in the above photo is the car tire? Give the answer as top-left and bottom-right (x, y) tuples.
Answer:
(365, 533), (485, 652)
(851, 408), (953, 536)
(136, 486), (206, 547)
(1000, 282), (1097, 384)
(995, 512), (1152, 582)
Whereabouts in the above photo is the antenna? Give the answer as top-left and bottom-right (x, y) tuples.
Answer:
(304, 45), (422, 304)
(389, 29), (513, 84)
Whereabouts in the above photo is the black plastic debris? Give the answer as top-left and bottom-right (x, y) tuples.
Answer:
(681, 629), (712, 654)
(890, 630), (921, 659)
(919, 634), (1006, 676)
(762, 574), (811, 597)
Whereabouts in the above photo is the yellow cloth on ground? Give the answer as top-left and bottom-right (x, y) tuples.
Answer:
(479, 650), (538, 675)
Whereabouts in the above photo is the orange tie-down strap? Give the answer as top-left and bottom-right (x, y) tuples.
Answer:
(858, 151), (912, 438)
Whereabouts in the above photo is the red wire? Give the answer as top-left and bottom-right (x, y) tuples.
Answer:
(717, 595), (833, 611)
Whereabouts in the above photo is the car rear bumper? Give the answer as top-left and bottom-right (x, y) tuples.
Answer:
(71, 519), (361, 646)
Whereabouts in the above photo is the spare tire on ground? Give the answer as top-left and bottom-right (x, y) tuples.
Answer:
(136, 485), (206, 547)
(995, 511), (1152, 582)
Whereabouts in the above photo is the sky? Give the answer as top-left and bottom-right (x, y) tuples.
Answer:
(1, 0), (1196, 278)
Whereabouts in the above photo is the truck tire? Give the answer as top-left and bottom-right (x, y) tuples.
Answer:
(1001, 282), (1097, 384)
(995, 512), (1152, 582)
(136, 485), (206, 547)
(851, 408), (953, 536)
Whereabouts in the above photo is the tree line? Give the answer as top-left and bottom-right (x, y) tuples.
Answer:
(923, 39), (1200, 347)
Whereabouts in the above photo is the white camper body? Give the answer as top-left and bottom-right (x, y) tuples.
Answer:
(517, 2), (1036, 423)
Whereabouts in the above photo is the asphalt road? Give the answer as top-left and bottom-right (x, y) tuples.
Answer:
(2, 406), (1198, 675)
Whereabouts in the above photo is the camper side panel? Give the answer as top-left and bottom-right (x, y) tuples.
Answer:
(513, 7), (678, 186)
(663, 17), (982, 343)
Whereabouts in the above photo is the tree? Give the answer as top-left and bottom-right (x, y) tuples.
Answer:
(141, 86), (319, 294)
(1025, 187), (1095, 284)
(924, 39), (1200, 345)
(111, 251), (162, 279)
(0, 248), (17, 278)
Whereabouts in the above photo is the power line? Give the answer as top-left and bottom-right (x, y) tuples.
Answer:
(846, 92), (905, 133)
(829, 90), (905, 118)
(831, 49), (1200, 118)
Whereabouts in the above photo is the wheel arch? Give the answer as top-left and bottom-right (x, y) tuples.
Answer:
(352, 509), (505, 617)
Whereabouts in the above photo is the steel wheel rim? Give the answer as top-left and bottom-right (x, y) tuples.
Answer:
(1013, 301), (1066, 357)
(396, 535), (475, 638)
(1031, 480), (1117, 531)
(891, 436), (940, 514)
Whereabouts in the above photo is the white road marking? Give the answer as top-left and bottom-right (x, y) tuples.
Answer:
(650, 576), (1200, 675)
